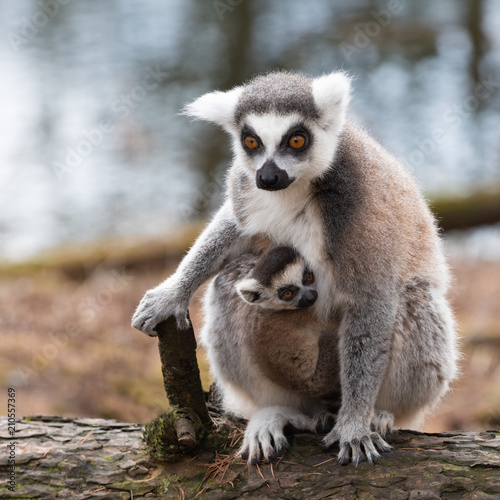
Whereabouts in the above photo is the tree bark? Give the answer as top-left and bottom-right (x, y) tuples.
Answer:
(156, 315), (211, 428)
(1, 415), (499, 499)
(139, 315), (212, 461)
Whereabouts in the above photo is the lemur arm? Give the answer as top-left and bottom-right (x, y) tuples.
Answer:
(132, 201), (250, 336)
(323, 294), (395, 463)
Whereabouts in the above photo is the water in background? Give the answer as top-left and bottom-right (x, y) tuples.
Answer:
(1, 0), (499, 260)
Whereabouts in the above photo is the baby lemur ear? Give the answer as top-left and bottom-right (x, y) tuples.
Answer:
(181, 86), (243, 131)
(312, 71), (352, 130)
(236, 279), (265, 305)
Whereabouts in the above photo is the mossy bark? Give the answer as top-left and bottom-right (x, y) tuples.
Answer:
(142, 314), (213, 462)
(2, 416), (500, 499)
(155, 315), (210, 428)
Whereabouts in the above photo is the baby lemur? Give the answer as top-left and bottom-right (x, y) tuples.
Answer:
(133, 70), (459, 465)
(200, 244), (340, 463)
(235, 245), (340, 400)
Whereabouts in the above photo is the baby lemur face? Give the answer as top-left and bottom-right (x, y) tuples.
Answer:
(236, 246), (318, 310)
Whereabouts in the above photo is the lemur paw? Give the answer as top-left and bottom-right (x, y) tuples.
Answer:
(131, 279), (190, 336)
(371, 410), (394, 437)
(322, 422), (392, 465)
(238, 407), (317, 465)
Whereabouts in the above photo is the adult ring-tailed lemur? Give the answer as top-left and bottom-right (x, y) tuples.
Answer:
(132, 70), (459, 465)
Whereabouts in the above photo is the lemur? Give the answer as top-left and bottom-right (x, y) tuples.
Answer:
(233, 245), (340, 401)
(200, 244), (340, 463)
(132, 70), (459, 465)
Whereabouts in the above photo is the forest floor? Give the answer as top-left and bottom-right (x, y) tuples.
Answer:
(0, 234), (499, 433)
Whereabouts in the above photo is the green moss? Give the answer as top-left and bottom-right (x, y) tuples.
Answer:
(144, 408), (236, 463)
(143, 408), (204, 462)
(160, 475), (180, 494)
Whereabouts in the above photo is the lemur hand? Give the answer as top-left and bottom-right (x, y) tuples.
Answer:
(131, 277), (190, 336)
(322, 416), (392, 465)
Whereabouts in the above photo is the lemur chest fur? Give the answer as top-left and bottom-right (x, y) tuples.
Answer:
(234, 178), (335, 320)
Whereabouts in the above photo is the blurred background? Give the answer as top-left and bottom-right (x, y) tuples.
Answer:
(1, 0), (499, 432)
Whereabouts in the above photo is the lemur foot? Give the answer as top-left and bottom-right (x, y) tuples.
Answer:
(371, 410), (394, 437)
(131, 278), (190, 336)
(238, 406), (317, 465)
(322, 421), (392, 465)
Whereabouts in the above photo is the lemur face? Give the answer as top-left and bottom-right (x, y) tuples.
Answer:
(183, 71), (351, 191)
(236, 246), (318, 310)
(237, 113), (314, 191)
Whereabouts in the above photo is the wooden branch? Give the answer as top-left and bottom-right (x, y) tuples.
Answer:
(2, 416), (500, 499)
(155, 314), (211, 428)
(141, 313), (212, 462)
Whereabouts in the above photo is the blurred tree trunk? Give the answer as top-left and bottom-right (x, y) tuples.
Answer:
(466, 0), (486, 91)
(189, 0), (258, 217)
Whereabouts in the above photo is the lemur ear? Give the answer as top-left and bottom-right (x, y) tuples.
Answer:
(181, 86), (243, 130)
(236, 279), (265, 305)
(312, 71), (352, 129)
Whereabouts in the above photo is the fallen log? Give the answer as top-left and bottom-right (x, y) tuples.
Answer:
(1, 415), (499, 499)
(431, 187), (500, 232)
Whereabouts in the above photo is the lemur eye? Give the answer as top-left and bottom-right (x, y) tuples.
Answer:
(283, 290), (293, 299)
(306, 273), (314, 282)
(289, 134), (306, 149)
(244, 136), (259, 150)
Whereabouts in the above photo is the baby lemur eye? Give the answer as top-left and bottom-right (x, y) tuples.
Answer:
(278, 286), (298, 300)
(244, 136), (259, 150)
(303, 271), (314, 284)
(288, 134), (306, 150)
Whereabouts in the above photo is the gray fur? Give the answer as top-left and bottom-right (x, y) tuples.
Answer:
(132, 70), (459, 465)
(234, 71), (319, 124)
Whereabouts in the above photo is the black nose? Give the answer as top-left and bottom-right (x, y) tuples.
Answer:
(298, 289), (318, 308)
(256, 160), (294, 191)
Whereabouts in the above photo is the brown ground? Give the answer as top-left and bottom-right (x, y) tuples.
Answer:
(1, 252), (499, 433)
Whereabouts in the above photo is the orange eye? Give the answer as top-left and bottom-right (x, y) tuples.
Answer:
(306, 273), (314, 282)
(289, 134), (306, 149)
(283, 290), (293, 299)
(244, 136), (259, 150)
